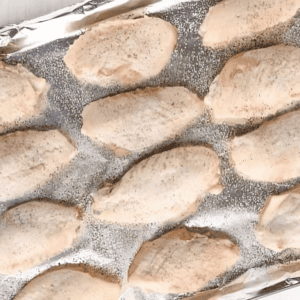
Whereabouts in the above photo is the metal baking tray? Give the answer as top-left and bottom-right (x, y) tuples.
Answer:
(1, 0), (300, 299)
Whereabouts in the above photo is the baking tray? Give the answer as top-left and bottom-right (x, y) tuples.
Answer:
(1, 0), (300, 299)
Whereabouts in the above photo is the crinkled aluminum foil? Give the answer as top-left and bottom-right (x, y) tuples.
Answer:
(1, 0), (300, 300)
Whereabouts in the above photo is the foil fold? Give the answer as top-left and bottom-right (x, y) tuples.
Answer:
(0, 0), (190, 58)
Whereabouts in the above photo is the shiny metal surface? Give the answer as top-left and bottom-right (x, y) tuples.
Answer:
(1, 0), (300, 299)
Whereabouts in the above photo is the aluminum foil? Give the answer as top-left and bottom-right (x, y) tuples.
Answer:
(1, 0), (300, 299)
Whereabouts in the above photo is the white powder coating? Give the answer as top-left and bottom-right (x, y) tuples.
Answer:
(205, 45), (300, 125)
(199, 0), (300, 48)
(128, 227), (240, 294)
(64, 17), (177, 87)
(230, 111), (300, 182)
(0, 201), (82, 275)
(0, 62), (49, 132)
(82, 87), (205, 157)
(256, 193), (300, 252)
(92, 146), (222, 225)
(14, 268), (121, 300)
(0, 130), (77, 202)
